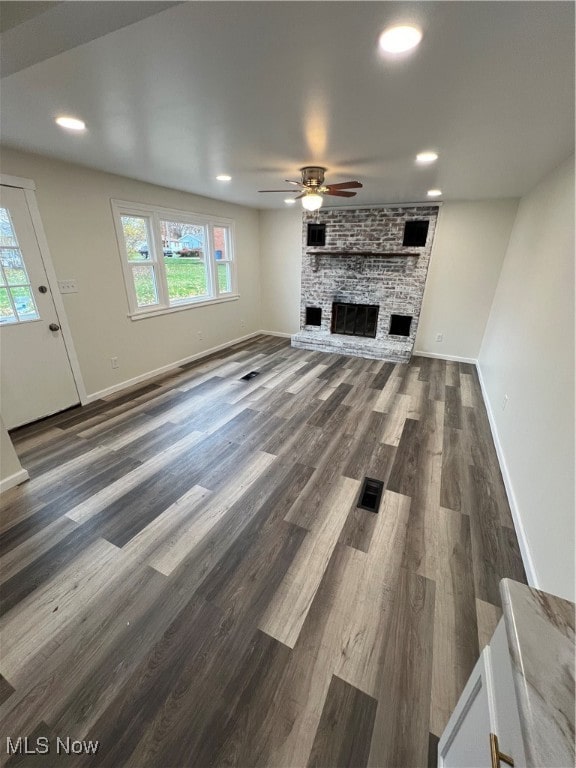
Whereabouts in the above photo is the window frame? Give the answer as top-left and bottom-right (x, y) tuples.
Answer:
(111, 199), (238, 320)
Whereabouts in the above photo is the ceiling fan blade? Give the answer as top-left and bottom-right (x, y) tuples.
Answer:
(325, 181), (363, 190)
(325, 190), (357, 197)
(294, 192), (307, 200)
(285, 179), (305, 186)
(258, 189), (298, 193)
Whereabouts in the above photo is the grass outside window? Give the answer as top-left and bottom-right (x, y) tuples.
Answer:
(133, 258), (231, 306)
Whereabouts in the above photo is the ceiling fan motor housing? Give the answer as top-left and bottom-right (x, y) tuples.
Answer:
(300, 166), (327, 188)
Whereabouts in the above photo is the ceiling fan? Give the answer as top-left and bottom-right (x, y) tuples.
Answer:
(259, 166), (362, 210)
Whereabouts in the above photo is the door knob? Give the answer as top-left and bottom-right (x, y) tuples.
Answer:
(49, 323), (60, 331)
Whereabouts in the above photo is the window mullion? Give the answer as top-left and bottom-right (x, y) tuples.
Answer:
(151, 212), (169, 307)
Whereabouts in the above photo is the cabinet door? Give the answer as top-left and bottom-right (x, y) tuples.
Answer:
(438, 647), (496, 767)
(490, 619), (526, 766)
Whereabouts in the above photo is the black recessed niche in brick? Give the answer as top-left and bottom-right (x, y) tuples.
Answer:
(305, 307), (322, 326)
(307, 223), (326, 247)
(389, 314), (413, 337)
(403, 220), (429, 247)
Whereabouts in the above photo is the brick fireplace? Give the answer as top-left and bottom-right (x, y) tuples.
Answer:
(291, 205), (439, 362)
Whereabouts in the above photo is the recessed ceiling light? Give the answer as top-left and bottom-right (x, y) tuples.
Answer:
(216, 174), (232, 181)
(284, 198), (296, 205)
(416, 151), (438, 164)
(379, 25), (422, 54)
(427, 189), (442, 197)
(55, 116), (86, 131)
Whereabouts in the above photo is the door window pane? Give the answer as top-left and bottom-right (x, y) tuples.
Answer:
(160, 220), (209, 303)
(0, 287), (16, 324)
(10, 286), (39, 321)
(1, 248), (24, 269)
(0, 208), (17, 247)
(0, 208), (40, 323)
(121, 215), (152, 261)
(6, 267), (28, 285)
(131, 265), (159, 307)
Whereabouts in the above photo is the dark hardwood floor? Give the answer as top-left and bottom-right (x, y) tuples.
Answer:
(0, 335), (526, 767)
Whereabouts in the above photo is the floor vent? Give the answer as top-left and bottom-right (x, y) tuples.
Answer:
(240, 371), (260, 381)
(357, 477), (384, 513)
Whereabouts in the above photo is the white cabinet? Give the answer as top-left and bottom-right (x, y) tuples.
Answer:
(439, 618), (526, 768)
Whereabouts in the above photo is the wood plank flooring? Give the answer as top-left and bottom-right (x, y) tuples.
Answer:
(0, 335), (527, 767)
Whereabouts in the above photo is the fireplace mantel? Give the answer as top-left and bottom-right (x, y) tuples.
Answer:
(306, 249), (420, 273)
(306, 250), (419, 257)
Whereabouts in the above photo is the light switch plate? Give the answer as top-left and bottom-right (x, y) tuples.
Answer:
(58, 279), (78, 294)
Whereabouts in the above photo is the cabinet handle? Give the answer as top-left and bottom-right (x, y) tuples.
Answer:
(490, 733), (514, 768)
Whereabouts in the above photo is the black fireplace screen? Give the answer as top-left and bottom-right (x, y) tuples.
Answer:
(331, 302), (379, 338)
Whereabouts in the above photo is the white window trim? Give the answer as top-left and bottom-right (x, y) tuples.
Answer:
(111, 199), (238, 319)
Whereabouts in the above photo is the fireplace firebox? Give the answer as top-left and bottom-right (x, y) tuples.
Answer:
(331, 302), (379, 338)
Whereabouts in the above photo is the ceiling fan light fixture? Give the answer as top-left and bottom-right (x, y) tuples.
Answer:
(379, 25), (422, 54)
(301, 192), (323, 211)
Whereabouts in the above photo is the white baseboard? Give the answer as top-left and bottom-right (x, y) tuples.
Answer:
(475, 362), (539, 589)
(259, 330), (294, 338)
(413, 349), (478, 364)
(0, 468), (29, 494)
(85, 331), (263, 402)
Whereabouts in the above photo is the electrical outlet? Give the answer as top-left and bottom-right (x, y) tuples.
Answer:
(111, 356), (119, 369)
(197, 331), (203, 341)
(58, 279), (78, 294)
(240, 319), (246, 328)
(435, 333), (443, 343)
(502, 394), (509, 411)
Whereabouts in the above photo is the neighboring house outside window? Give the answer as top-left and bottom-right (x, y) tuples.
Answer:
(112, 199), (237, 319)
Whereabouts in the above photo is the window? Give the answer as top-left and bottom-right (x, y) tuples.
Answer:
(112, 200), (237, 318)
(0, 207), (40, 324)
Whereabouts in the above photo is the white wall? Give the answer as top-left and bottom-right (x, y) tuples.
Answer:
(0, 147), (262, 398)
(259, 208), (302, 335)
(478, 155), (575, 601)
(0, 416), (28, 491)
(415, 200), (518, 360)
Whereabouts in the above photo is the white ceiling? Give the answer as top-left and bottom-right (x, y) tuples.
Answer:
(1, 1), (574, 209)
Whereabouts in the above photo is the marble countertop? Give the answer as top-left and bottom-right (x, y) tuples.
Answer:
(500, 579), (575, 768)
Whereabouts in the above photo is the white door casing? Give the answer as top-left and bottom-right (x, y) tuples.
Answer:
(0, 183), (81, 428)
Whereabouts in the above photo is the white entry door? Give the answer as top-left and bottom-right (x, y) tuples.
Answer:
(0, 185), (79, 429)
